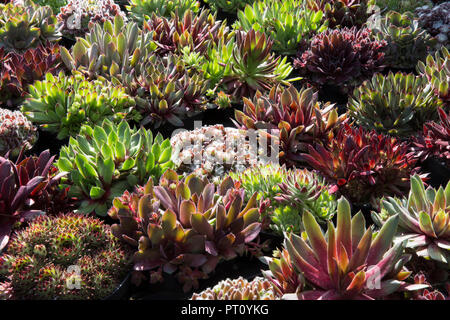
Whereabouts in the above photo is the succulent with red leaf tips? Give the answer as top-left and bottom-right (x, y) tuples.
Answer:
(143, 9), (229, 56)
(260, 248), (305, 297)
(409, 272), (448, 300)
(222, 29), (292, 99)
(280, 196), (417, 300)
(294, 27), (387, 91)
(0, 214), (132, 299)
(0, 109), (37, 157)
(372, 175), (450, 266)
(306, 0), (374, 29)
(412, 108), (450, 167)
(234, 85), (346, 168)
(108, 169), (262, 292)
(131, 54), (208, 128)
(301, 124), (421, 206)
(0, 43), (62, 108)
(417, 47), (450, 107)
(0, 150), (67, 251)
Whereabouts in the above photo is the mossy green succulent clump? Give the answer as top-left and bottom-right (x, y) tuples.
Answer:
(0, 214), (132, 300)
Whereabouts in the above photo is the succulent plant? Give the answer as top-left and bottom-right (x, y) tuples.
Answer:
(417, 47), (450, 107)
(234, 85), (346, 168)
(302, 124), (421, 206)
(347, 72), (442, 137)
(205, 0), (255, 14)
(277, 196), (417, 300)
(372, 175), (450, 266)
(222, 29), (292, 99)
(0, 214), (132, 299)
(412, 108), (450, 167)
(170, 124), (264, 178)
(57, 0), (126, 39)
(260, 248), (305, 297)
(0, 43), (62, 108)
(0, 108), (37, 157)
(233, 0), (328, 55)
(127, 0), (199, 24)
(293, 27), (387, 91)
(0, 150), (67, 250)
(60, 14), (156, 84)
(306, 0), (374, 29)
(376, 0), (433, 14)
(0, 0), (61, 52)
(143, 9), (230, 56)
(229, 164), (336, 234)
(108, 170), (262, 292)
(274, 168), (336, 234)
(416, 2), (450, 48)
(33, 0), (68, 13)
(56, 119), (173, 216)
(131, 54), (208, 128)
(21, 71), (137, 140)
(409, 272), (448, 300)
(371, 11), (437, 70)
(191, 277), (277, 300)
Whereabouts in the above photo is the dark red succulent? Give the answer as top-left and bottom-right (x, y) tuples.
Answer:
(0, 42), (62, 108)
(0, 150), (68, 250)
(412, 108), (450, 167)
(306, 0), (373, 29)
(301, 124), (422, 205)
(294, 27), (387, 91)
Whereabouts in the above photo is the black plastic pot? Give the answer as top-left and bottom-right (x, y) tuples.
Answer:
(259, 231), (284, 252)
(421, 157), (450, 189)
(104, 273), (132, 300)
(132, 255), (267, 300)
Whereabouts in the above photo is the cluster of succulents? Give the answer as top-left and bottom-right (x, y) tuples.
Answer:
(0, 108), (37, 157)
(294, 27), (387, 91)
(205, 0), (255, 14)
(233, 0), (328, 55)
(371, 11), (437, 70)
(191, 277), (277, 300)
(222, 29), (292, 99)
(0, 214), (132, 299)
(417, 47), (450, 107)
(56, 119), (173, 215)
(0, 43), (62, 108)
(21, 71), (138, 140)
(416, 2), (450, 48)
(57, 0), (126, 38)
(348, 72), (442, 137)
(170, 124), (262, 178)
(0, 0), (61, 52)
(373, 175), (450, 267)
(32, 0), (68, 13)
(0, 150), (67, 250)
(263, 196), (420, 300)
(234, 85), (346, 168)
(306, 0), (375, 29)
(375, 0), (433, 14)
(60, 14), (156, 84)
(412, 109), (450, 167)
(127, 0), (200, 24)
(131, 54), (209, 128)
(0, 0), (448, 302)
(301, 124), (421, 205)
(108, 170), (262, 291)
(229, 164), (336, 235)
